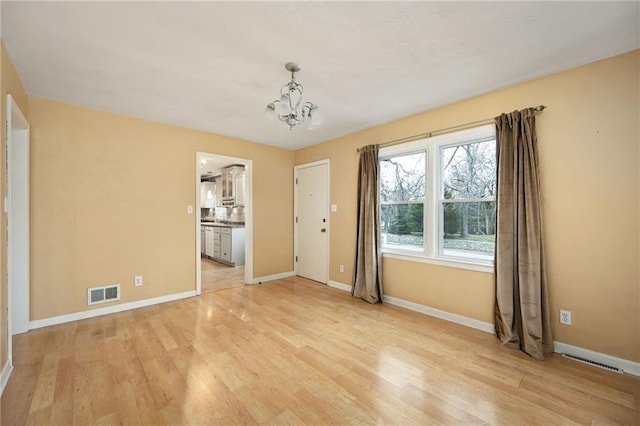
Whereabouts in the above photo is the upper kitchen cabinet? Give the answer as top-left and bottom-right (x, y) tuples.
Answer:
(221, 166), (245, 207)
(200, 181), (216, 208)
(234, 171), (246, 206)
(215, 176), (223, 207)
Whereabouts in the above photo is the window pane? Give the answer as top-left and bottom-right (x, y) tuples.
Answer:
(442, 201), (495, 260)
(381, 203), (424, 252)
(380, 151), (426, 203)
(442, 140), (495, 199)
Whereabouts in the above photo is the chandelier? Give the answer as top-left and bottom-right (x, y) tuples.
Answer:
(264, 62), (324, 130)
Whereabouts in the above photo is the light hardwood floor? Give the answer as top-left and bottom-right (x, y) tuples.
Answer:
(201, 258), (245, 293)
(2, 277), (638, 425)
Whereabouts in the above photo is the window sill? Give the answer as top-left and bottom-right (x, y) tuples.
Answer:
(382, 251), (494, 273)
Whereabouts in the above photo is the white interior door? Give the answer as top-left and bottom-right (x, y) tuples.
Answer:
(295, 161), (329, 283)
(7, 94), (30, 341)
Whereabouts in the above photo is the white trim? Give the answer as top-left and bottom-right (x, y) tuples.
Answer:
(6, 94), (31, 375)
(0, 361), (13, 397)
(382, 295), (495, 333)
(328, 280), (352, 292)
(554, 341), (640, 377)
(383, 252), (494, 273)
(250, 271), (296, 285)
(381, 294), (640, 377)
(29, 291), (196, 330)
(326, 287), (640, 377)
(294, 159), (331, 284)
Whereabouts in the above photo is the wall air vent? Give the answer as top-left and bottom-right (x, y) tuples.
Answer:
(87, 284), (120, 306)
(560, 353), (622, 374)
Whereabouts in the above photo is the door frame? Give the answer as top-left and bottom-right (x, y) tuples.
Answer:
(195, 152), (253, 294)
(6, 94), (30, 372)
(294, 159), (330, 284)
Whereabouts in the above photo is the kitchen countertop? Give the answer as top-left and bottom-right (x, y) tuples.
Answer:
(201, 221), (245, 228)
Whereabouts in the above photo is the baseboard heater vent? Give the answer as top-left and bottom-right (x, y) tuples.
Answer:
(87, 284), (120, 306)
(561, 353), (622, 374)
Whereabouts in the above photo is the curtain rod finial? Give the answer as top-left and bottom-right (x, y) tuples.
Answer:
(535, 105), (547, 112)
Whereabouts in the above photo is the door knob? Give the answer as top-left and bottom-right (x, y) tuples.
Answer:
(321, 228), (326, 232)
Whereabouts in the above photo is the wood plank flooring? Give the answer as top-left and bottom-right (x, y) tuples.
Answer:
(201, 258), (244, 293)
(2, 276), (638, 425)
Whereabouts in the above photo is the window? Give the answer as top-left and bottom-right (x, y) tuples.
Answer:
(380, 151), (426, 253)
(379, 125), (496, 266)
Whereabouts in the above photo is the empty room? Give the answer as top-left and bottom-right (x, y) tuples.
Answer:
(0, 1), (638, 425)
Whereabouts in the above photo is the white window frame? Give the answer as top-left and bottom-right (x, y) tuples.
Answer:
(380, 124), (496, 273)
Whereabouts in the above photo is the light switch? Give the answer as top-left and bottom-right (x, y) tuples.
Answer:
(331, 204), (338, 212)
(187, 205), (194, 214)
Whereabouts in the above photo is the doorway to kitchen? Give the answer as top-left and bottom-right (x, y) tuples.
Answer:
(195, 152), (253, 295)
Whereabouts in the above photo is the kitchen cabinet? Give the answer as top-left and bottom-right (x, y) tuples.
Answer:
(201, 222), (245, 265)
(214, 176), (223, 207)
(200, 181), (215, 208)
(226, 227), (245, 266)
(220, 232), (231, 263)
(213, 227), (221, 258)
(234, 171), (245, 207)
(200, 224), (245, 266)
(204, 227), (214, 257)
(201, 226), (206, 255)
(221, 166), (244, 206)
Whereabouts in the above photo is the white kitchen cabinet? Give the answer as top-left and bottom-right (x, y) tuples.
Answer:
(220, 232), (231, 263)
(213, 227), (221, 258)
(232, 227), (246, 266)
(200, 181), (215, 208)
(214, 176), (223, 207)
(203, 225), (245, 266)
(234, 171), (245, 207)
(204, 227), (214, 257)
(221, 166), (244, 206)
(201, 226), (206, 255)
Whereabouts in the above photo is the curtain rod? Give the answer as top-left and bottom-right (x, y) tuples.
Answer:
(356, 105), (547, 152)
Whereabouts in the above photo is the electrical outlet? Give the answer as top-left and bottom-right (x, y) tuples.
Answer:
(560, 310), (572, 325)
(339, 264), (345, 273)
(134, 275), (143, 287)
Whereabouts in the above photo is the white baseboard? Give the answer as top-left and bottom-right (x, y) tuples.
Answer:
(380, 294), (640, 376)
(29, 290), (196, 330)
(250, 271), (296, 285)
(1, 361), (13, 397)
(382, 294), (495, 334)
(554, 341), (640, 377)
(328, 280), (352, 292)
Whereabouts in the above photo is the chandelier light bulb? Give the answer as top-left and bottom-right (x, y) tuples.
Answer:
(309, 107), (325, 126)
(277, 94), (291, 115)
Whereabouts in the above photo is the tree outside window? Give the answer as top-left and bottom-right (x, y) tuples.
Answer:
(380, 151), (426, 252)
(441, 138), (496, 260)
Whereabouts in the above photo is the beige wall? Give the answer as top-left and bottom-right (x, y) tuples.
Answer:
(29, 97), (294, 320)
(1, 44), (30, 368)
(295, 50), (640, 362)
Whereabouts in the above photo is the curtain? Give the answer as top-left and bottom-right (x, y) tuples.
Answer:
(352, 145), (383, 304)
(494, 108), (553, 360)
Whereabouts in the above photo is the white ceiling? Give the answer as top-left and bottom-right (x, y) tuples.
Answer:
(2, 2), (638, 150)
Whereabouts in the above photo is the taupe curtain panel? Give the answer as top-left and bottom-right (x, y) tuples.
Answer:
(352, 145), (383, 304)
(494, 108), (553, 360)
